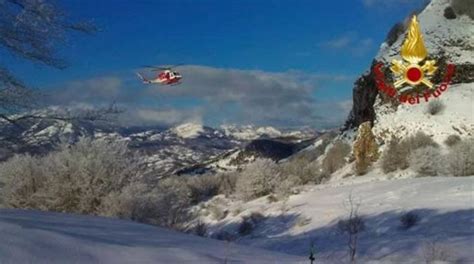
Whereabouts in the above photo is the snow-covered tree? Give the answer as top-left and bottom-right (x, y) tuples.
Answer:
(236, 159), (281, 201)
(0, 138), (140, 214)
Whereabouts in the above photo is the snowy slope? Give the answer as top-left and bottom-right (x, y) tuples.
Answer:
(0, 209), (305, 264)
(197, 176), (474, 263)
(171, 122), (205, 139)
(372, 82), (473, 146)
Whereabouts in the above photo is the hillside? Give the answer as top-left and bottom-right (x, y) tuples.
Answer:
(194, 176), (474, 263)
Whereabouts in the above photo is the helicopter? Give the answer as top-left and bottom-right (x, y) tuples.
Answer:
(137, 65), (183, 85)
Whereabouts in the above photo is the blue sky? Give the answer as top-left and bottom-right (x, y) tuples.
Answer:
(5, 0), (429, 128)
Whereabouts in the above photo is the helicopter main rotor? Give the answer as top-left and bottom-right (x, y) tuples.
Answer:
(142, 64), (184, 71)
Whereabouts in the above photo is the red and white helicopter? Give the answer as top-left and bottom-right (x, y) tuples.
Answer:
(136, 65), (183, 85)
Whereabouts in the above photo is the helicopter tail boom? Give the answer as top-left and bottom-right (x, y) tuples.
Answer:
(136, 72), (151, 84)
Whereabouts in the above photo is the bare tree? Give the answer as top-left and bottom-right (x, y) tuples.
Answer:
(0, 0), (119, 127)
(338, 194), (365, 264)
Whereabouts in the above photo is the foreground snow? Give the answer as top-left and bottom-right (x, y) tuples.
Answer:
(0, 177), (471, 263)
(199, 176), (474, 263)
(0, 209), (305, 264)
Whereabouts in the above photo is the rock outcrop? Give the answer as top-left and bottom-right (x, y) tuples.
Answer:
(353, 121), (379, 175)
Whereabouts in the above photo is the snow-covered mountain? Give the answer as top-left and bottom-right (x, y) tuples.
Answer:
(344, 0), (473, 147)
(220, 124), (319, 141)
(0, 116), (320, 177)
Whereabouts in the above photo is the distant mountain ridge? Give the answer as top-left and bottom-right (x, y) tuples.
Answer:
(0, 114), (320, 178)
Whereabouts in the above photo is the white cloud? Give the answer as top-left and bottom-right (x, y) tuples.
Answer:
(321, 32), (374, 56)
(143, 65), (352, 127)
(48, 77), (125, 104)
(45, 66), (354, 129)
(323, 35), (353, 49)
(337, 99), (353, 114)
(123, 107), (203, 126)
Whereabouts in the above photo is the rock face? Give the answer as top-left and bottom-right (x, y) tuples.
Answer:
(343, 61), (379, 130)
(353, 121), (379, 175)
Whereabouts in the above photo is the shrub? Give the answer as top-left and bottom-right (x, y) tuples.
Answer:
(312, 165), (330, 184)
(235, 159), (281, 201)
(238, 219), (254, 236)
(208, 202), (228, 220)
(0, 138), (140, 214)
(409, 146), (446, 176)
(321, 140), (351, 176)
(274, 176), (301, 199)
(238, 212), (265, 236)
(184, 172), (238, 205)
(381, 132), (438, 173)
(337, 215), (366, 235)
(104, 177), (192, 228)
(0, 154), (46, 209)
(444, 134), (461, 147)
(381, 138), (405, 173)
(267, 194), (279, 203)
(281, 157), (326, 185)
(404, 132), (438, 150)
(426, 100), (445, 115)
(100, 182), (152, 222)
(280, 156), (313, 185)
(193, 221), (208, 237)
(399, 211), (420, 230)
(186, 174), (220, 204)
(216, 172), (238, 197)
(447, 139), (474, 176)
(232, 207), (243, 216)
(296, 215), (312, 227)
(444, 6), (457, 19)
(151, 177), (193, 228)
(248, 212), (265, 223)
